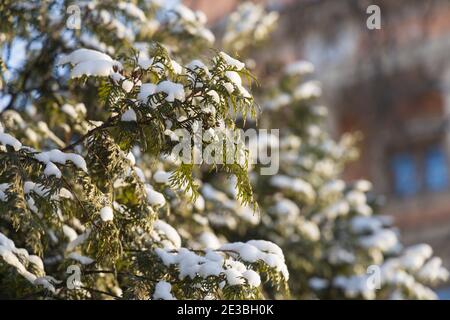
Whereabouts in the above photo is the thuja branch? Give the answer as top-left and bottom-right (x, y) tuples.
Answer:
(80, 286), (121, 299)
(61, 114), (163, 152)
(61, 116), (118, 152)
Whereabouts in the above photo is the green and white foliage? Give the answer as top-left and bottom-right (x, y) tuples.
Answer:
(201, 59), (449, 299)
(221, 1), (279, 54)
(1, 0), (447, 301)
(0, 0), (289, 299)
(0, 0), (215, 114)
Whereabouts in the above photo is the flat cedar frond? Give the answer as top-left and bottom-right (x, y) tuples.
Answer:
(169, 163), (199, 202)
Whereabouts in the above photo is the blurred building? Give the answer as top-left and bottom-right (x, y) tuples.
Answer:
(266, 0), (450, 270)
(187, 0), (450, 269)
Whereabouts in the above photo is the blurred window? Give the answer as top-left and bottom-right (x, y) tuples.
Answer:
(390, 144), (450, 197)
(391, 153), (420, 197)
(425, 146), (449, 192)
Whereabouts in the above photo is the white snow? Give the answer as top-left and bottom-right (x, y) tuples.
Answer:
(201, 184), (235, 209)
(164, 129), (179, 142)
(198, 231), (221, 249)
(23, 181), (53, 198)
(80, 33), (114, 55)
(145, 185), (166, 206)
(0, 132), (22, 151)
(417, 257), (449, 283)
(155, 247), (221, 280)
(167, 4), (215, 43)
(134, 167), (146, 182)
(219, 240), (289, 280)
(57, 48), (113, 66)
(97, 9), (135, 41)
(333, 249), (446, 300)
(154, 245), (266, 287)
(242, 269), (261, 287)
(171, 60), (183, 74)
(25, 128), (38, 143)
(187, 59), (209, 74)
(28, 255), (44, 271)
(43, 162), (62, 178)
(309, 277), (329, 290)
(138, 56), (153, 70)
(156, 80), (185, 102)
(223, 268), (245, 286)
(110, 72), (124, 84)
(351, 216), (383, 233)
(359, 229), (399, 252)
(67, 252), (94, 265)
(269, 198), (300, 218)
(236, 206), (260, 225)
(225, 71), (242, 87)
(0, 231), (56, 292)
(346, 190), (367, 207)
(300, 220), (320, 241)
(309, 277), (328, 290)
(293, 80), (322, 100)
(270, 175), (316, 201)
(62, 225), (78, 242)
(126, 152), (136, 166)
(72, 60), (119, 79)
(57, 48), (122, 79)
(194, 195), (205, 212)
(61, 104), (78, 119)
(153, 170), (171, 184)
(26, 197), (39, 214)
(328, 246), (356, 264)
(137, 83), (157, 102)
(118, 2), (146, 22)
(66, 229), (91, 252)
(153, 280), (176, 300)
(75, 103), (87, 115)
(121, 79), (134, 93)
(99, 206), (114, 222)
(312, 105), (328, 117)
(223, 71), (252, 98)
(354, 203), (372, 216)
(222, 82), (234, 94)
(284, 60), (315, 76)
(121, 108), (137, 122)
(264, 93), (291, 110)
(219, 52), (245, 70)
(334, 275), (376, 300)
(407, 282), (438, 300)
(0, 183), (9, 201)
(354, 180), (373, 192)
(34, 149), (87, 173)
(171, 3), (197, 22)
(207, 90), (220, 103)
(319, 179), (345, 198)
(320, 200), (350, 220)
(34, 277), (57, 294)
(155, 242), (287, 286)
(400, 244), (433, 270)
(154, 220), (181, 249)
(0, 246), (24, 271)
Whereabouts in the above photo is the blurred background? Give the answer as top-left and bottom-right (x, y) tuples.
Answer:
(184, 0), (450, 297)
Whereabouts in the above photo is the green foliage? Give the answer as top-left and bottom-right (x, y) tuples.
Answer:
(0, 0), (287, 300)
